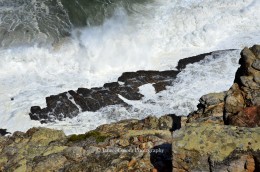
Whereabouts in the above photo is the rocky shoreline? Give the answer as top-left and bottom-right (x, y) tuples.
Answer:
(0, 45), (259, 171)
(28, 49), (235, 123)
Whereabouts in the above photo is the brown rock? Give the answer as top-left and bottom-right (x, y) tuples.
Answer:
(245, 155), (256, 172)
(172, 123), (260, 172)
(252, 58), (260, 71)
(138, 136), (144, 143)
(216, 155), (255, 172)
(251, 44), (260, 58)
(144, 116), (159, 129)
(128, 158), (137, 167)
(158, 114), (182, 131)
(225, 84), (245, 113)
(63, 146), (86, 161)
(229, 106), (260, 127)
(32, 154), (67, 172)
(151, 168), (158, 172)
(224, 83), (245, 122)
(118, 139), (130, 147)
(187, 103), (225, 125)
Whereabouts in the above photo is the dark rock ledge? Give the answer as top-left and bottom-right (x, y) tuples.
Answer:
(0, 129), (10, 136)
(29, 50), (235, 123)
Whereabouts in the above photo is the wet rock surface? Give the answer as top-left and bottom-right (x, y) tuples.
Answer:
(29, 50), (222, 123)
(0, 129), (10, 136)
(29, 70), (179, 123)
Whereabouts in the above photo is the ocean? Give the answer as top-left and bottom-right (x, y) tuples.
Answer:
(0, 0), (259, 134)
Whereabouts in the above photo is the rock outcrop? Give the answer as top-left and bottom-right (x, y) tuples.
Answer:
(225, 45), (260, 127)
(187, 45), (260, 128)
(173, 45), (260, 171)
(2, 46), (259, 172)
(29, 70), (179, 123)
(0, 129), (9, 136)
(0, 115), (181, 172)
(29, 50), (223, 123)
(172, 123), (260, 171)
(187, 92), (226, 125)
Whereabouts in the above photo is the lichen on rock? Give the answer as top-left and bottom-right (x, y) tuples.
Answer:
(172, 123), (260, 171)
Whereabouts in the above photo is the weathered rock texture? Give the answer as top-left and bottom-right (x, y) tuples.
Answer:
(187, 92), (226, 125)
(187, 45), (260, 128)
(225, 45), (260, 127)
(3, 46), (260, 171)
(172, 123), (260, 172)
(175, 45), (260, 171)
(0, 115), (181, 172)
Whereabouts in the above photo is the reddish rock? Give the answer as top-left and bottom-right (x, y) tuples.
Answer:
(229, 106), (260, 127)
(151, 168), (158, 172)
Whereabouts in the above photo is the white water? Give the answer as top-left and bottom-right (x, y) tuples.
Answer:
(0, 0), (259, 134)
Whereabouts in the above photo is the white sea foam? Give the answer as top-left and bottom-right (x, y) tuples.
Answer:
(40, 50), (240, 135)
(0, 0), (259, 134)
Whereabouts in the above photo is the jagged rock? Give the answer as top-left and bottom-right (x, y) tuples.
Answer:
(199, 92), (226, 107)
(176, 52), (213, 70)
(251, 44), (260, 58)
(153, 81), (171, 93)
(31, 154), (67, 172)
(252, 59), (260, 71)
(29, 70), (179, 122)
(224, 83), (245, 120)
(176, 49), (236, 70)
(26, 127), (66, 145)
(0, 114), (176, 171)
(225, 45), (260, 126)
(0, 128), (67, 172)
(247, 89), (260, 106)
(173, 46), (260, 171)
(118, 70), (179, 87)
(29, 50), (228, 123)
(158, 114), (182, 131)
(96, 114), (182, 135)
(187, 92), (226, 124)
(172, 123), (260, 172)
(13, 46), (260, 171)
(0, 129), (10, 136)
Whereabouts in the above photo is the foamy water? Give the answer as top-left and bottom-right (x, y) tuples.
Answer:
(0, 0), (259, 134)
